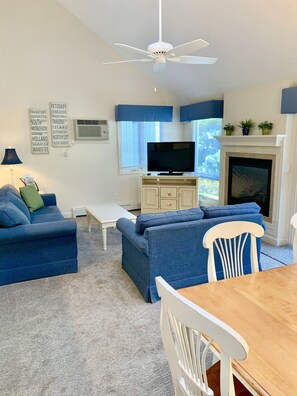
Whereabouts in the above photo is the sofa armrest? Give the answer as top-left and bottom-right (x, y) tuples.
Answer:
(116, 218), (148, 256)
(40, 193), (57, 206)
(0, 219), (76, 245)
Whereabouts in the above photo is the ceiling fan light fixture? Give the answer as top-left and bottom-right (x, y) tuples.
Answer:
(153, 61), (166, 72)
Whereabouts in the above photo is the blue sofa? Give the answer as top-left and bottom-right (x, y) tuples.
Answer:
(116, 203), (265, 303)
(0, 184), (77, 286)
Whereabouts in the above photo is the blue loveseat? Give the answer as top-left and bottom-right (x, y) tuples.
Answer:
(0, 184), (77, 286)
(116, 203), (265, 303)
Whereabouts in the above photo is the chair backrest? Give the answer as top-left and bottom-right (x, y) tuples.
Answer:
(203, 221), (264, 282)
(156, 276), (248, 396)
(290, 213), (297, 262)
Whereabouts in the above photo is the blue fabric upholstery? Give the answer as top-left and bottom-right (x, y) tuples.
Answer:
(201, 202), (260, 219)
(0, 184), (21, 198)
(135, 208), (204, 234)
(0, 190), (31, 221)
(117, 205), (265, 303)
(0, 185), (77, 286)
(0, 200), (30, 227)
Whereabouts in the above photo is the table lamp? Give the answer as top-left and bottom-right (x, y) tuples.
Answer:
(1, 147), (22, 186)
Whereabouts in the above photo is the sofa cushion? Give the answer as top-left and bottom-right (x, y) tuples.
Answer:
(0, 184), (21, 199)
(19, 185), (44, 212)
(135, 208), (204, 235)
(201, 202), (261, 219)
(30, 206), (64, 223)
(0, 190), (31, 221)
(0, 200), (30, 227)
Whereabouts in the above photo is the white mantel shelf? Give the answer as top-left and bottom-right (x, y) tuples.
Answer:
(216, 135), (286, 147)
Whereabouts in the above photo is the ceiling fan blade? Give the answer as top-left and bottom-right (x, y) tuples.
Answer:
(103, 58), (153, 65)
(168, 56), (218, 64)
(115, 43), (156, 58)
(166, 39), (209, 57)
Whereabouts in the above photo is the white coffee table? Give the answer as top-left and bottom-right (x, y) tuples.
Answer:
(85, 203), (137, 250)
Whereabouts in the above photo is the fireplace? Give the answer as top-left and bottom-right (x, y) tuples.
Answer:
(225, 153), (275, 222)
(216, 135), (286, 245)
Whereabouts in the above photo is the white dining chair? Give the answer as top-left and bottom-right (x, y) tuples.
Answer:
(156, 276), (251, 396)
(290, 213), (297, 262)
(203, 221), (264, 282)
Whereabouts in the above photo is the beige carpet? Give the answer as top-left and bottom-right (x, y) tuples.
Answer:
(0, 217), (173, 396)
(0, 217), (288, 395)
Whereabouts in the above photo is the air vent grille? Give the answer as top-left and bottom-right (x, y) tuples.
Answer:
(74, 119), (109, 141)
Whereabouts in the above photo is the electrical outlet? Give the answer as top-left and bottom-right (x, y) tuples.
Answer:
(115, 193), (119, 200)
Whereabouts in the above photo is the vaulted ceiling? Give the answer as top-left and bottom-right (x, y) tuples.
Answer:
(57, 0), (297, 105)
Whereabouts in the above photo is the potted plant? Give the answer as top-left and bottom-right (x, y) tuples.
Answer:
(258, 121), (273, 135)
(223, 123), (235, 136)
(238, 119), (255, 135)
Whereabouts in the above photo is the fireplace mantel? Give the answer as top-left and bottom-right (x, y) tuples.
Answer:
(216, 135), (286, 147)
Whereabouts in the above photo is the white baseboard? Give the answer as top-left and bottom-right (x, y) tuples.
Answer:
(262, 234), (289, 246)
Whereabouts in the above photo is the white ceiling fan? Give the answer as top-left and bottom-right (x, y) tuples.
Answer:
(103, 0), (218, 72)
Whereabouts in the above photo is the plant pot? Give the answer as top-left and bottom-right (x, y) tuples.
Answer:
(262, 128), (270, 135)
(242, 128), (250, 135)
(226, 131), (233, 136)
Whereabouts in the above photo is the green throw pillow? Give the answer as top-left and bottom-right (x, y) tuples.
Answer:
(19, 185), (44, 212)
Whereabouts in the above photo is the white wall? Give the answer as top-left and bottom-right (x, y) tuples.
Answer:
(223, 80), (297, 245)
(223, 80), (289, 135)
(0, 0), (182, 216)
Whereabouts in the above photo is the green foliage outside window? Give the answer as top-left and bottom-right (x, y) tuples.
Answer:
(192, 118), (222, 199)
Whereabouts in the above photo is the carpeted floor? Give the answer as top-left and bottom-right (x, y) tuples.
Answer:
(0, 217), (293, 396)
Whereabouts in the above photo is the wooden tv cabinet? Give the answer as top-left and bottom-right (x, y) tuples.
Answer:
(141, 175), (198, 213)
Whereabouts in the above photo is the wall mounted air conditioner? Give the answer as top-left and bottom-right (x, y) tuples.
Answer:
(73, 119), (109, 141)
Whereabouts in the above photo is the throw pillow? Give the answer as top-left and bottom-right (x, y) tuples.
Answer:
(0, 190), (31, 221)
(201, 202), (261, 219)
(135, 208), (204, 234)
(19, 185), (44, 212)
(0, 200), (30, 227)
(0, 184), (21, 199)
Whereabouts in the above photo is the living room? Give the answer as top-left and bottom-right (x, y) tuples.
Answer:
(1, 0), (297, 395)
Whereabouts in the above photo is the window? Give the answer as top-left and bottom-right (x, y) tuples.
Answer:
(118, 121), (163, 173)
(192, 118), (222, 200)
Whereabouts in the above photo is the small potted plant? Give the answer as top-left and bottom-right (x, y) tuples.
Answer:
(258, 121), (273, 135)
(223, 123), (235, 136)
(238, 119), (255, 135)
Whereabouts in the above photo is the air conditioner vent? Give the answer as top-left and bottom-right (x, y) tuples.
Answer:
(73, 119), (109, 141)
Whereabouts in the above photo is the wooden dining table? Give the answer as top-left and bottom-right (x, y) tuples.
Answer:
(178, 264), (297, 396)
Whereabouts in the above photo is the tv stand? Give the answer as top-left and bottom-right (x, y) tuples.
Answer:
(141, 175), (198, 213)
(157, 172), (184, 176)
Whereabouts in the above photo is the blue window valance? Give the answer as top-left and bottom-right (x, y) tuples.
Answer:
(281, 86), (297, 114)
(115, 104), (173, 122)
(180, 100), (224, 122)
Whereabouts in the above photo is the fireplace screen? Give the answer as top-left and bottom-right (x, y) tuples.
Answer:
(227, 156), (272, 217)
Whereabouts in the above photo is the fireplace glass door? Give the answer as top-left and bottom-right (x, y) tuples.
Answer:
(227, 156), (272, 217)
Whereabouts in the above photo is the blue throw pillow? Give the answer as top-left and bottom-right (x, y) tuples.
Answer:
(135, 208), (204, 234)
(201, 202), (261, 219)
(0, 200), (30, 227)
(0, 184), (21, 199)
(0, 190), (30, 221)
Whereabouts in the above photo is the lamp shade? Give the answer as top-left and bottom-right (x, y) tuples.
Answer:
(1, 148), (22, 165)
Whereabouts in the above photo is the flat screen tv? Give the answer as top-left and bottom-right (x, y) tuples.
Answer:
(147, 141), (195, 175)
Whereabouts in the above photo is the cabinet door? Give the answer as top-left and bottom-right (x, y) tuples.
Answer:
(142, 187), (159, 209)
(178, 188), (197, 209)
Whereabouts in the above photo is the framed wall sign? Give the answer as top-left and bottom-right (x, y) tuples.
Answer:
(29, 108), (49, 154)
(50, 102), (69, 147)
